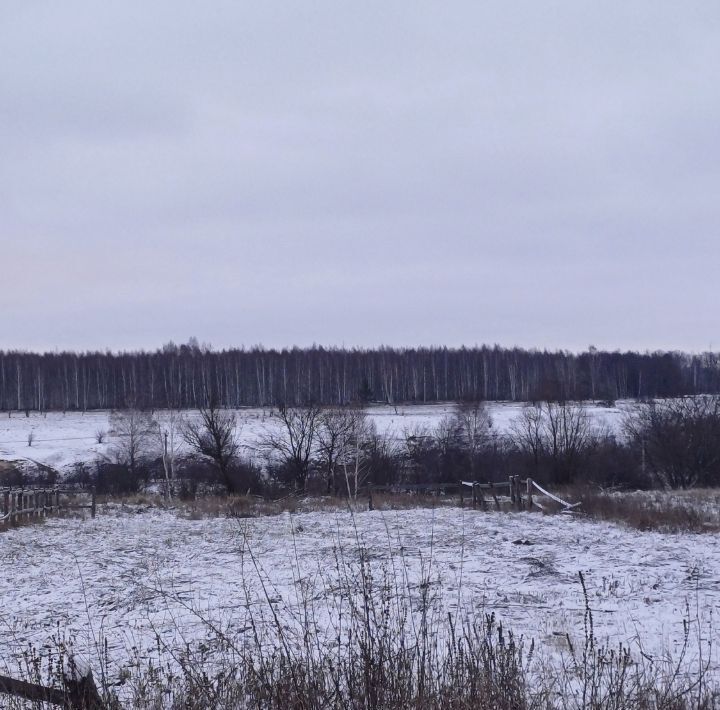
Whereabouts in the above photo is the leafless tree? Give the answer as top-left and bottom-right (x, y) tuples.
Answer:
(402, 424), (438, 483)
(434, 415), (463, 458)
(509, 404), (544, 474)
(543, 401), (591, 483)
(316, 407), (368, 494)
(183, 402), (240, 492)
(454, 401), (493, 479)
(110, 409), (154, 474)
(153, 409), (183, 498)
(509, 401), (591, 484)
(337, 410), (373, 500)
(261, 404), (323, 494)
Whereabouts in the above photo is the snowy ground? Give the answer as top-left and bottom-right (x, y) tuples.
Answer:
(0, 401), (626, 473)
(0, 505), (717, 687)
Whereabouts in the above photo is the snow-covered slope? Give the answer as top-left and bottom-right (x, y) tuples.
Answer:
(0, 401), (626, 472)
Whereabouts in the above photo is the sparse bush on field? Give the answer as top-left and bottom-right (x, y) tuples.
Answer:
(174, 457), (265, 499)
(94, 462), (149, 496)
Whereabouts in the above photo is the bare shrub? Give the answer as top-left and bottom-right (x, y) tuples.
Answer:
(182, 402), (240, 493)
(624, 395), (720, 489)
(509, 402), (593, 485)
(261, 404), (323, 494)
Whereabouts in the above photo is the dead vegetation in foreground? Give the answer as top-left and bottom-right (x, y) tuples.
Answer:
(4, 552), (719, 710)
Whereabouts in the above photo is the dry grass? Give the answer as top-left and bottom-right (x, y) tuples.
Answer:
(6, 542), (719, 710)
(369, 491), (463, 510)
(569, 487), (720, 533)
(24, 482), (720, 535)
(0, 515), (48, 534)
(94, 491), (466, 519)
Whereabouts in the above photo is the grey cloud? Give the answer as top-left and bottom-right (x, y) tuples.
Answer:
(1, 1), (719, 352)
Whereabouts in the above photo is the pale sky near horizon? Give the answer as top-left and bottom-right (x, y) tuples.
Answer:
(1, 2), (719, 354)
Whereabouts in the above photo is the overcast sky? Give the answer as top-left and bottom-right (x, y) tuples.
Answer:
(1, 2), (719, 353)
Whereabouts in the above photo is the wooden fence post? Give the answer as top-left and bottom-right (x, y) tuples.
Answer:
(0, 664), (108, 708)
(526, 477), (533, 510)
(0, 673), (66, 706)
(514, 476), (523, 510)
(2, 490), (8, 527)
(489, 481), (500, 510)
(471, 483), (477, 509)
(55, 488), (60, 513)
(459, 482), (464, 507)
(91, 489), (96, 519)
(509, 476), (515, 505)
(477, 484), (486, 511)
(64, 666), (106, 710)
(368, 488), (374, 511)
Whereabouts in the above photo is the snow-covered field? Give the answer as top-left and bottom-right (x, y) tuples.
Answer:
(0, 401), (626, 473)
(0, 505), (717, 686)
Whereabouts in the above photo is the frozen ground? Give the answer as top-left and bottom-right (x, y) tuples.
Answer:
(0, 505), (717, 687)
(0, 401), (626, 473)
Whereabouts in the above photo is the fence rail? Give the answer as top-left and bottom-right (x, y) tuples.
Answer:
(0, 487), (96, 528)
(364, 477), (577, 513)
(460, 476), (578, 512)
(0, 666), (106, 709)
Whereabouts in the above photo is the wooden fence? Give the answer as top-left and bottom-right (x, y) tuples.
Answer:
(0, 487), (96, 528)
(460, 476), (579, 512)
(0, 666), (106, 709)
(365, 477), (578, 512)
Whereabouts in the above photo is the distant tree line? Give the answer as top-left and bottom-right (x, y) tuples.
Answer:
(2, 341), (720, 411)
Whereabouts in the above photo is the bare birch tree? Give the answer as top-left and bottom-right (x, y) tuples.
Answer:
(337, 410), (373, 500)
(153, 409), (183, 498)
